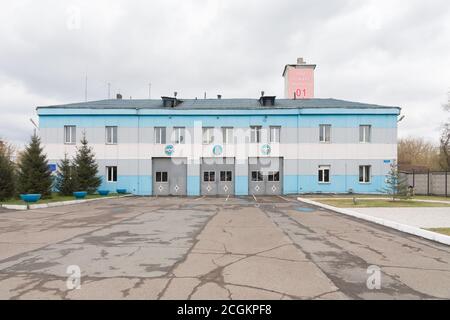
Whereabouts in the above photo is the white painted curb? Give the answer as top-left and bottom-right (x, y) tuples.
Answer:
(297, 197), (450, 246)
(1, 194), (133, 211)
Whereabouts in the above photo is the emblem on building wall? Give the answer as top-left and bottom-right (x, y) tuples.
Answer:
(213, 145), (223, 156)
(261, 144), (271, 155)
(165, 145), (175, 156)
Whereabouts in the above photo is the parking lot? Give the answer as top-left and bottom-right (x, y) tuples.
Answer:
(0, 196), (449, 299)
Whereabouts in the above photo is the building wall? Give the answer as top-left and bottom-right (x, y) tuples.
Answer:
(39, 109), (398, 196)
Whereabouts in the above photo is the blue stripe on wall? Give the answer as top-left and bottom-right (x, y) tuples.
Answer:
(39, 114), (398, 129)
(187, 176), (200, 196)
(235, 176), (248, 195)
(100, 175), (152, 196)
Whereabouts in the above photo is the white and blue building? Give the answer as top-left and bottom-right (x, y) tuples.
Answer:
(36, 95), (400, 196)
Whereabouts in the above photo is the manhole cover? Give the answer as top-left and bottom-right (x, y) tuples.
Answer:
(295, 207), (315, 212)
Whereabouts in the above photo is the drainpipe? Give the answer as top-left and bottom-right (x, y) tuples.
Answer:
(137, 108), (140, 195)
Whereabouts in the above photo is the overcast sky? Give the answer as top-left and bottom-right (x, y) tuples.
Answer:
(1, 0), (449, 148)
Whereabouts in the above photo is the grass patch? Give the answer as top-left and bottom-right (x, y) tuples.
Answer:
(427, 228), (450, 236)
(1, 193), (119, 205)
(302, 194), (450, 202)
(317, 199), (450, 208)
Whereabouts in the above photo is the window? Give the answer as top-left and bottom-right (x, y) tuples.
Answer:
(173, 127), (185, 144)
(251, 171), (264, 181)
(106, 166), (117, 182)
(155, 127), (166, 144)
(319, 124), (331, 143)
(318, 166), (330, 183)
(250, 126), (262, 143)
(359, 125), (371, 143)
(359, 165), (371, 183)
(203, 171), (215, 182)
(222, 127), (234, 144)
(268, 171), (280, 182)
(156, 171), (168, 182)
(270, 126), (281, 143)
(202, 127), (214, 144)
(64, 126), (76, 144)
(105, 126), (118, 144)
(220, 171), (232, 182)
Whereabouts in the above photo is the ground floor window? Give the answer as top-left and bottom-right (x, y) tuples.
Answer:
(220, 171), (232, 182)
(318, 166), (330, 183)
(359, 165), (371, 183)
(204, 171), (215, 182)
(106, 166), (117, 182)
(268, 171), (280, 182)
(156, 171), (168, 183)
(251, 171), (264, 182)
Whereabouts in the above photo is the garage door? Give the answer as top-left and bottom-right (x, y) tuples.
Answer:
(248, 157), (283, 195)
(201, 157), (235, 196)
(152, 158), (187, 196)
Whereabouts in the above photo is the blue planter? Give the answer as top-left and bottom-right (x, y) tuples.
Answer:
(116, 189), (127, 194)
(73, 191), (87, 199)
(20, 194), (41, 203)
(98, 190), (110, 196)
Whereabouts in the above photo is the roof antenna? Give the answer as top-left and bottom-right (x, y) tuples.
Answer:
(204, 92), (207, 99)
(293, 91), (297, 100)
(148, 82), (152, 99)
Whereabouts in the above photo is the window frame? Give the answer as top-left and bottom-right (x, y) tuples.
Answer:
(155, 171), (168, 183)
(203, 171), (216, 182)
(251, 171), (264, 182)
(269, 126), (281, 143)
(64, 125), (76, 144)
(359, 165), (371, 183)
(222, 127), (234, 144)
(202, 127), (214, 145)
(173, 127), (185, 144)
(319, 124), (331, 143)
(106, 166), (117, 182)
(359, 125), (372, 143)
(154, 127), (166, 144)
(105, 126), (118, 145)
(250, 126), (262, 143)
(318, 165), (331, 184)
(268, 171), (280, 182)
(220, 171), (232, 182)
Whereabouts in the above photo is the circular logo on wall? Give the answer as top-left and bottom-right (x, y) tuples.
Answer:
(213, 145), (223, 156)
(261, 144), (271, 155)
(165, 145), (175, 156)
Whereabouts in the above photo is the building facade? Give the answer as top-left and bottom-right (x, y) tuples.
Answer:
(36, 97), (400, 196)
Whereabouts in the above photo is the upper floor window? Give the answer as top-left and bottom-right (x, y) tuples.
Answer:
(105, 126), (118, 144)
(155, 127), (166, 144)
(359, 125), (371, 143)
(319, 124), (331, 143)
(173, 127), (185, 144)
(250, 126), (262, 143)
(64, 125), (76, 144)
(203, 127), (214, 144)
(318, 165), (330, 183)
(222, 127), (234, 144)
(270, 126), (281, 143)
(359, 165), (371, 183)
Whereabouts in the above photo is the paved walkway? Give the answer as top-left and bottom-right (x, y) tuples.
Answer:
(0, 196), (449, 299)
(345, 207), (450, 228)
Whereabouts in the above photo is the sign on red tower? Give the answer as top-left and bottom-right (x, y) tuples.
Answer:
(282, 57), (316, 99)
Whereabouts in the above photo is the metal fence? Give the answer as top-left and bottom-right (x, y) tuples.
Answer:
(400, 170), (450, 197)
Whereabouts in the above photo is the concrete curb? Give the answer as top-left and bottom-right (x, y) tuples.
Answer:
(1, 194), (133, 211)
(297, 197), (450, 246)
(307, 197), (450, 205)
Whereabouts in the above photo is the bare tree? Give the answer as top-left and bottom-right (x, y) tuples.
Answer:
(398, 137), (439, 170)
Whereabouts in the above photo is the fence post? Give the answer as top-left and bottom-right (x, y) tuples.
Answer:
(412, 169), (415, 188)
(427, 169), (430, 196)
(446, 171), (448, 198)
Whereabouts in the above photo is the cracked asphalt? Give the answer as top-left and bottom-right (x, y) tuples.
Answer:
(0, 195), (449, 300)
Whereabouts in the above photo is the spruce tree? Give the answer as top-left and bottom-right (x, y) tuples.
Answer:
(17, 134), (53, 198)
(0, 142), (15, 201)
(55, 153), (78, 196)
(380, 161), (409, 201)
(73, 133), (101, 194)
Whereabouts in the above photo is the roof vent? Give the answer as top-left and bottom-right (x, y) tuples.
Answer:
(297, 57), (306, 64)
(116, 93), (122, 100)
(217, 94), (222, 99)
(161, 96), (181, 108)
(259, 95), (276, 106)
